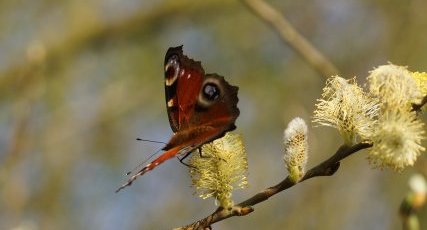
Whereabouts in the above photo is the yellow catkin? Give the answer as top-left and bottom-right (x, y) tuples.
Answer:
(283, 117), (308, 182)
(366, 64), (425, 171)
(313, 76), (379, 145)
(189, 133), (248, 208)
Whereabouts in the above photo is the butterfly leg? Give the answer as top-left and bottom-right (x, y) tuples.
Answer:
(198, 147), (205, 158)
(198, 147), (212, 159)
(177, 151), (196, 168)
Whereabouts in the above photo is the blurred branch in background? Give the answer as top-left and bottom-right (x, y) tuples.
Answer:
(241, 0), (340, 77)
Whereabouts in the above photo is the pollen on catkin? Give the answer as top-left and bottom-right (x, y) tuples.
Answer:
(411, 71), (427, 112)
(367, 110), (425, 171)
(368, 64), (423, 109)
(283, 117), (308, 183)
(313, 76), (379, 145)
(366, 64), (425, 171)
(189, 132), (248, 208)
(411, 72), (427, 97)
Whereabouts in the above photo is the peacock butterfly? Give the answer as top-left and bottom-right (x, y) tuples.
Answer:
(116, 46), (239, 192)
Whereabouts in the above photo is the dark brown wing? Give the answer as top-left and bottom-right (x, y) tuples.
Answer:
(191, 73), (239, 134)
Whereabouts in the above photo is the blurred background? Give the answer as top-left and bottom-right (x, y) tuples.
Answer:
(1, 0), (426, 229)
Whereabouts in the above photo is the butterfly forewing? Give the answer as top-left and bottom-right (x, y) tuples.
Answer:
(164, 46), (205, 132)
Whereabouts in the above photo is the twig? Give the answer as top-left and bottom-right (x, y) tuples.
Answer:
(412, 95), (427, 112)
(241, 0), (339, 77)
(177, 142), (372, 230)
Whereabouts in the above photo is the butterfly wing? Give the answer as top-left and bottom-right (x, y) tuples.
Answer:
(164, 45), (205, 132)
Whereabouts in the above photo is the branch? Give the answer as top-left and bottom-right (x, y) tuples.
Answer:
(412, 95), (427, 112)
(241, 0), (340, 77)
(177, 142), (372, 229)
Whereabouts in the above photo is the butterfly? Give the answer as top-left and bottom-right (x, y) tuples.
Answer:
(116, 46), (240, 192)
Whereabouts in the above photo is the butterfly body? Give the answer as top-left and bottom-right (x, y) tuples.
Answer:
(116, 46), (239, 192)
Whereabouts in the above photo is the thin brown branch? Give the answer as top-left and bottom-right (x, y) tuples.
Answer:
(178, 142), (372, 229)
(412, 94), (427, 112)
(241, 0), (340, 77)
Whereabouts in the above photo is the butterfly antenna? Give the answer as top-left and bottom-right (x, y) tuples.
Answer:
(125, 147), (164, 176)
(124, 138), (167, 175)
(136, 138), (167, 144)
